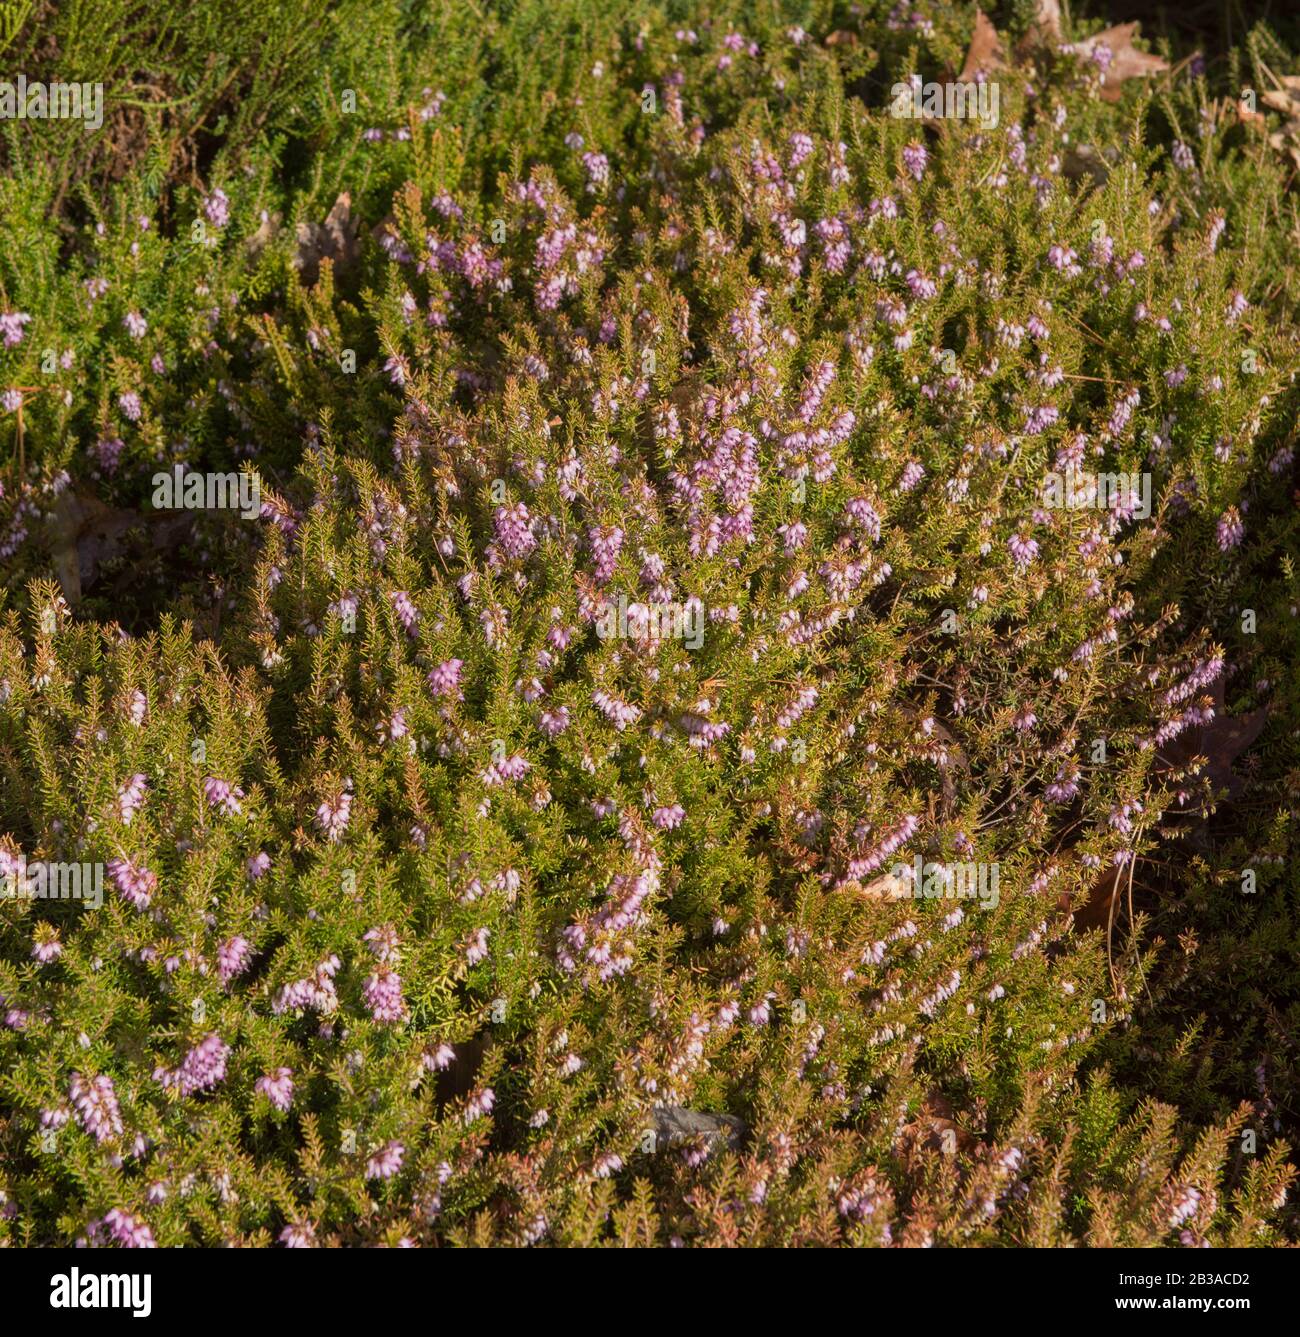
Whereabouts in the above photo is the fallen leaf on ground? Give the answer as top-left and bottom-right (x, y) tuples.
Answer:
(1062, 679), (1269, 929)
(1066, 24), (1169, 102)
(649, 1107), (745, 1151)
(46, 491), (194, 605)
(294, 192), (360, 285)
(1021, 0), (1063, 50)
(245, 210), (282, 261)
(845, 871), (913, 901)
(1261, 76), (1300, 170)
(960, 9), (1008, 83)
(1062, 142), (1115, 188)
(1156, 677), (1269, 802)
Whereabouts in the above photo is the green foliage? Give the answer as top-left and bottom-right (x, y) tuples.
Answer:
(0, 0), (1297, 1248)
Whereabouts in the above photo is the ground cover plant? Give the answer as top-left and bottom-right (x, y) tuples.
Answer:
(0, 0), (1298, 1248)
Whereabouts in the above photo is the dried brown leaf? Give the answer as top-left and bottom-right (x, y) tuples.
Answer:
(294, 192), (360, 285)
(960, 10), (1008, 83)
(1070, 24), (1169, 102)
(1156, 677), (1268, 802)
(1025, 0), (1063, 48)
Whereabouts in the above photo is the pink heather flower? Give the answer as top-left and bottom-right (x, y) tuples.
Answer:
(123, 311), (148, 339)
(0, 310), (32, 346)
(363, 967), (408, 1023)
(363, 924), (400, 963)
(217, 935), (252, 987)
(272, 956), (340, 1016)
(589, 524), (624, 583)
(1108, 800), (1142, 835)
(203, 776), (244, 815)
(118, 391), (142, 422)
(1169, 1185), (1201, 1228)
(423, 1042), (455, 1072)
(905, 268), (936, 300)
(315, 784), (353, 841)
(897, 460), (925, 492)
(204, 188), (230, 228)
(539, 705), (570, 736)
(366, 1140), (405, 1180)
(246, 850), (271, 879)
(827, 140), (850, 186)
(1162, 655), (1224, 708)
(844, 497), (881, 540)
(107, 857), (158, 911)
(901, 141), (927, 181)
(493, 502), (537, 560)
(97, 1207), (157, 1248)
(1045, 762), (1081, 803)
(592, 688), (641, 730)
(463, 1086), (495, 1124)
(776, 686), (818, 730)
(1216, 506), (1244, 551)
(846, 814), (920, 879)
(778, 520), (808, 553)
(1007, 533), (1039, 569)
(32, 929), (63, 964)
(592, 1151), (623, 1179)
(116, 772), (148, 824)
(788, 131), (814, 168)
(70, 1073), (124, 1144)
(255, 1067), (295, 1112)
(483, 752), (530, 787)
(381, 707), (409, 742)
(279, 1221), (317, 1247)
(428, 658), (464, 698)
(388, 590), (419, 635)
(93, 435), (124, 473)
(651, 804), (685, 830)
(581, 150), (610, 192)
(154, 1033), (230, 1097)
(813, 215), (850, 273)
(462, 926), (490, 965)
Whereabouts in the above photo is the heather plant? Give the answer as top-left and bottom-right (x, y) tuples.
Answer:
(0, 1), (1297, 1248)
